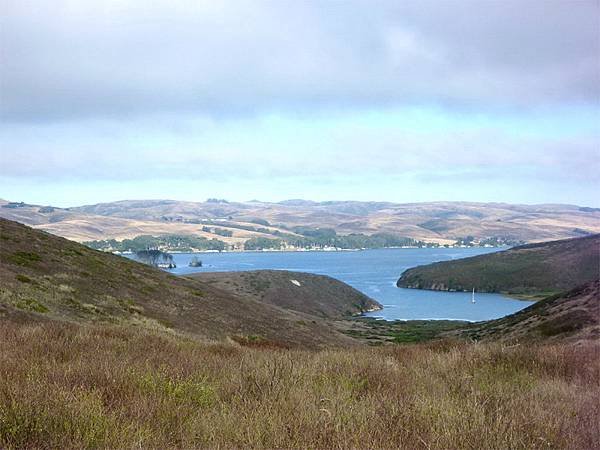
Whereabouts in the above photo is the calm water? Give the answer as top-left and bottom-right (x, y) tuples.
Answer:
(158, 248), (532, 322)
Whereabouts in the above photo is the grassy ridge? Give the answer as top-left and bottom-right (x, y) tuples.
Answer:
(464, 280), (600, 342)
(4, 199), (600, 245)
(1, 320), (599, 449)
(0, 218), (356, 348)
(188, 270), (381, 319)
(397, 234), (600, 298)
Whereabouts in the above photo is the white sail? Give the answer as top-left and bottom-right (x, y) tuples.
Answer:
(471, 287), (476, 303)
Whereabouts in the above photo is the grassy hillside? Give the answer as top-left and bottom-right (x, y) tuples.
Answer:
(397, 234), (600, 298)
(1, 218), (599, 448)
(3, 198), (600, 245)
(0, 199), (298, 247)
(1, 320), (598, 449)
(463, 280), (600, 342)
(70, 199), (600, 242)
(187, 270), (381, 319)
(0, 218), (357, 348)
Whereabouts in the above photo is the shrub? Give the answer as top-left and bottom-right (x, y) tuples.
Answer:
(15, 274), (32, 283)
(13, 298), (49, 313)
(5, 251), (41, 267)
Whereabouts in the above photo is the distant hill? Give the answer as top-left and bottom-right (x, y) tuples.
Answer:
(2, 198), (600, 246)
(0, 199), (294, 247)
(188, 270), (381, 319)
(0, 218), (363, 348)
(397, 234), (600, 298)
(463, 280), (599, 342)
(69, 199), (600, 243)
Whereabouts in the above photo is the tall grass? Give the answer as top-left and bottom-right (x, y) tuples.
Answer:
(1, 321), (598, 449)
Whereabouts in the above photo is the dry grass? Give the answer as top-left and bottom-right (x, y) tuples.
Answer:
(4, 199), (600, 244)
(0, 218), (356, 349)
(1, 321), (598, 449)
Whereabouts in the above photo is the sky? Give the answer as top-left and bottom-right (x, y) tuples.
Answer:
(0, 0), (599, 207)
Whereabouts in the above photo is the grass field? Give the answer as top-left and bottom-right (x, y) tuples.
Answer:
(1, 321), (598, 449)
(343, 318), (470, 344)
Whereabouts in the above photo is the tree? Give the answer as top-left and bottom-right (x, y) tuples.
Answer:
(135, 249), (173, 267)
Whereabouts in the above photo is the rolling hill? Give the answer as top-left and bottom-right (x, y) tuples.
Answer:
(2, 198), (600, 246)
(397, 234), (600, 298)
(68, 199), (600, 242)
(0, 218), (379, 348)
(0, 199), (294, 247)
(187, 270), (381, 319)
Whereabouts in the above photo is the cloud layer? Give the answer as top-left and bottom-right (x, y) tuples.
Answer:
(0, 0), (598, 206)
(1, 0), (598, 121)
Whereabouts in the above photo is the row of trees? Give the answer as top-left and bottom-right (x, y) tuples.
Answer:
(284, 228), (426, 249)
(201, 226), (233, 237)
(84, 234), (227, 252)
(244, 237), (283, 250)
(242, 229), (429, 251)
(85, 230), (519, 254)
(201, 220), (272, 235)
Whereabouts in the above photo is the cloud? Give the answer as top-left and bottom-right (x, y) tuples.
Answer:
(1, 1), (598, 207)
(1, 0), (598, 121)
(1, 110), (597, 183)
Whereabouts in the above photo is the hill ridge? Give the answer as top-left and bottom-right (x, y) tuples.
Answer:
(2, 198), (599, 245)
(463, 280), (600, 342)
(0, 218), (371, 348)
(397, 233), (600, 298)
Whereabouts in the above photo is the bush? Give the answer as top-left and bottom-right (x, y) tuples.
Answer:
(13, 298), (49, 313)
(15, 274), (32, 283)
(5, 251), (41, 267)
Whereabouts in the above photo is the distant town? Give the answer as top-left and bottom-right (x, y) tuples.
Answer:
(84, 232), (523, 254)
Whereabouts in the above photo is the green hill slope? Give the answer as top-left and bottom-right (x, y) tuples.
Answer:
(0, 218), (358, 348)
(397, 234), (600, 298)
(188, 270), (381, 319)
(464, 280), (599, 342)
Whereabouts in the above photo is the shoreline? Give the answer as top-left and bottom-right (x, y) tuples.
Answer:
(115, 245), (509, 255)
(357, 316), (477, 323)
(396, 285), (543, 302)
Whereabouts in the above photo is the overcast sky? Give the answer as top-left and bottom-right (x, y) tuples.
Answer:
(1, 0), (599, 207)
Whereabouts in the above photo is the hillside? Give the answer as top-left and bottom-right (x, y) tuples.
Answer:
(464, 280), (599, 342)
(2, 198), (600, 246)
(69, 199), (600, 242)
(187, 270), (381, 319)
(397, 234), (600, 298)
(3, 320), (599, 449)
(1, 222), (599, 449)
(0, 199), (294, 248)
(0, 218), (360, 348)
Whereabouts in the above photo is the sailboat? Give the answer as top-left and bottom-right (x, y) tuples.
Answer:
(471, 287), (476, 304)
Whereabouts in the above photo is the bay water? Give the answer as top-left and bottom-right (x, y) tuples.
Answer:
(162, 247), (533, 321)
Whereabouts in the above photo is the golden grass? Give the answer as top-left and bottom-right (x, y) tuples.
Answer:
(1, 321), (598, 449)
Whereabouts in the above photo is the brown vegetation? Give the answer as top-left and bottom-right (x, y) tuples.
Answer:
(0, 218), (356, 348)
(465, 280), (600, 342)
(2, 217), (599, 448)
(1, 320), (598, 449)
(188, 270), (381, 318)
